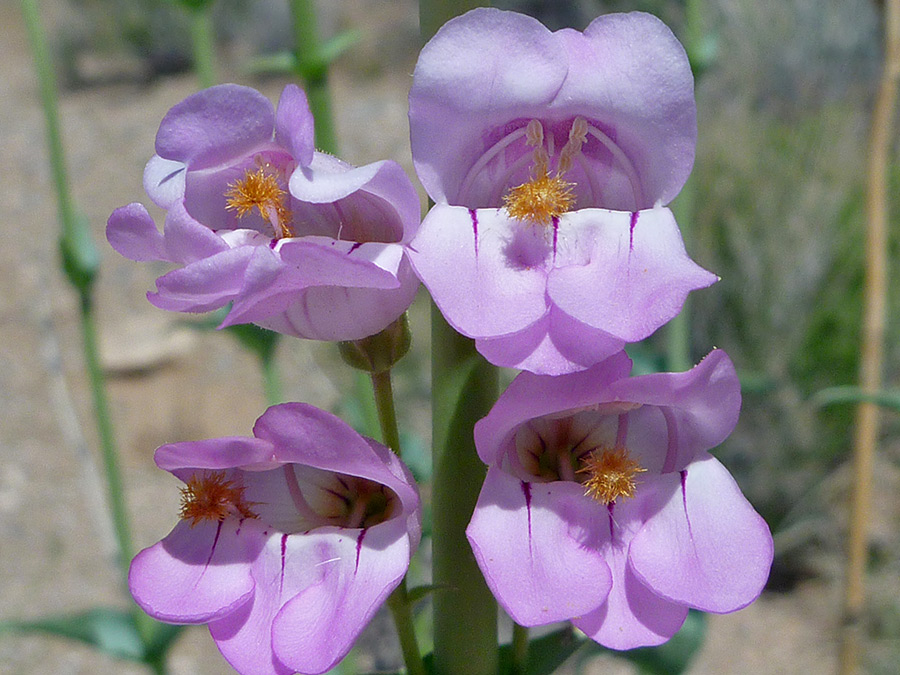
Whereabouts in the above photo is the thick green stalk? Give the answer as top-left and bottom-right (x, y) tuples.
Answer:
(430, 305), (498, 675)
(289, 0), (337, 153)
(510, 623), (529, 675)
(188, 6), (217, 88)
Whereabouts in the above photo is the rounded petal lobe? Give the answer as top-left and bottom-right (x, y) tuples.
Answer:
(557, 12), (696, 206)
(610, 349), (742, 471)
(107, 203), (166, 262)
(155, 436), (275, 473)
(253, 403), (420, 514)
(572, 484), (688, 649)
(155, 84), (275, 168)
(275, 84), (315, 167)
(273, 521), (411, 674)
(548, 207), (716, 341)
(475, 307), (626, 376)
(129, 519), (261, 624)
(629, 456), (773, 613)
(409, 7), (567, 203)
(466, 468), (611, 626)
(143, 155), (186, 209)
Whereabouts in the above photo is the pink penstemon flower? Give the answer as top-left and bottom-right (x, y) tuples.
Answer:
(408, 8), (716, 375)
(128, 403), (421, 675)
(466, 350), (773, 649)
(108, 84), (420, 341)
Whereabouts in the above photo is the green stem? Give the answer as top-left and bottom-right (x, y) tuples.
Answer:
(21, 0), (75, 235)
(261, 350), (283, 405)
(82, 295), (156, 643)
(23, 0), (154, 646)
(368, 370), (425, 675)
(430, 305), (498, 675)
(188, 6), (217, 88)
(386, 582), (427, 675)
(288, 0), (337, 154)
(371, 370), (402, 454)
(510, 623), (529, 675)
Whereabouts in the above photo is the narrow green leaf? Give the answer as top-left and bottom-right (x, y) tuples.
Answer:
(812, 385), (900, 412)
(318, 30), (362, 66)
(0, 608), (185, 664)
(406, 584), (450, 606)
(245, 51), (300, 76)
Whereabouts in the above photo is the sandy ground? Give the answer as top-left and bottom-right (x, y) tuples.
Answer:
(0, 1), (845, 673)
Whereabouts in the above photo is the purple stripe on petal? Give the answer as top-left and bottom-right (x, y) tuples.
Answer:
(469, 209), (479, 258)
(629, 210), (638, 250)
(280, 533), (288, 593)
(355, 529), (367, 573)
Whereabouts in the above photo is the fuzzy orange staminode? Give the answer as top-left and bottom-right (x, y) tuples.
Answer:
(503, 171), (575, 226)
(179, 471), (258, 527)
(225, 166), (294, 238)
(578, 446), (646, 505)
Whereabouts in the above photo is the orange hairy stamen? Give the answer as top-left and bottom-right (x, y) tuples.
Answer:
(225, 167), (294, 238)
(578, 446), (646, 505)
(503, 172), (575, 226)
(179, 471), (258, 527)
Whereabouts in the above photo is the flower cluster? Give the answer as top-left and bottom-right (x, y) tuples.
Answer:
(111, 6), (773, 673)
(408, 7), (773, 649)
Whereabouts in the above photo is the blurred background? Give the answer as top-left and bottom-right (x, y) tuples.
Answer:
(1, 0), (898, 672)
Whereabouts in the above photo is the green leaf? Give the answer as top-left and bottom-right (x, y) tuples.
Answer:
(0, 608), (183, 663)
(515, 626), (584, 675)
(317, 30), (361, 66)
(224, 323), (280, 362)
(406, 584), (449, 606)
(245, 51), (300, 76)
(812, 385), (900, 413)
(180, 307), (280, 363)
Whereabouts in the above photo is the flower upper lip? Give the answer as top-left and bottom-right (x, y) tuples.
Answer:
(409, 8), (697, 211)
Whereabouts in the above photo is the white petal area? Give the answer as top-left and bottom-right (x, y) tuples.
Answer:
(143, 155), (186, 209)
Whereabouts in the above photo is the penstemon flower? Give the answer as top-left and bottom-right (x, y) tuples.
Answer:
(129, 403), (421, 675)
(107, 84), (421, 341)
(466, 350), (773, 649)
(408, 8), (716, 374)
